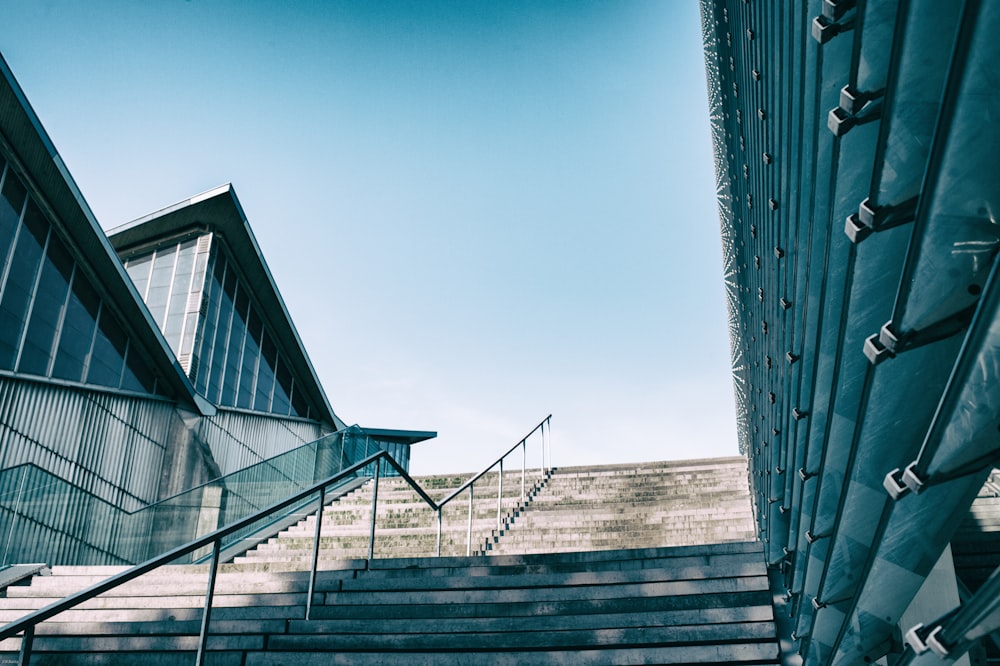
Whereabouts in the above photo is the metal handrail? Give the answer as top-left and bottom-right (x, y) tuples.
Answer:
(1, 415), (551, 666)
(432, 414), (552, 555)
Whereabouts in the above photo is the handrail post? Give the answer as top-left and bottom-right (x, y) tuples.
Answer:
(368, 458), (381, 562)
(546, 416), (552, 472)
(305, 485), (326, 620)
(17, 625), (32, 666)
(540, 420), (545, 473)
(467, 483), (474, 556)
(521, 441), (526, 505)
(497, 459), (504, 531)
(436, 507), (442, 557)
(196, 540), (222, 666)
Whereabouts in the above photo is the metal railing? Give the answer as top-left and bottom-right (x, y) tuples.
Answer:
(0, 415), (551, 666)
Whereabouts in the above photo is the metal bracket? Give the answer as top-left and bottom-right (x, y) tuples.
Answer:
(812, 12), (856, 44)
(901, 462), (927, 495)
(805, 530), (827, 543)
(863, 333), (894, 365)
(799, 468), (816, 482)
(877, 311), (977, 357)
(828, 86), (883, 136)
(845, 212), (872, 244)
(857, 196), (918, 232)
(883, 468), (910, 500)
(926, 625), (951, 658)
(878, 321), (902, 353)
(904, 623), (930, 655)
(822, 0), (856, 21)
(792, 408), (809, 421)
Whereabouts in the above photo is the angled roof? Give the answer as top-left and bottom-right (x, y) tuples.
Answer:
(107, 185), (344, 430)
(0, 52), (212, 415)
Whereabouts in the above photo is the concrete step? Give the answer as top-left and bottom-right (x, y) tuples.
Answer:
(0, 542), (776, 665)
(0, 459), (770, 664)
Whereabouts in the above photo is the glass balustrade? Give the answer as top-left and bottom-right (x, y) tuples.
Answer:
(0, 425), (386, 566)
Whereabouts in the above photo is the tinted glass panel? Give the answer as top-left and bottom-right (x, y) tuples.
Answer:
(291, 385), (308, 419)
(194, 252), (222, 394)
(124, 253), (153, 301)
(52, 274), (100, 382)
(272, 356), (292, 416)
(87, 307), (127, 387)
(236, 307), (262, 409)
(19, 233), (73, 375)
(145, 244), (177, 327)
(121, 345), (157, 394)
(254, 331), (277, 412)
(164, 239), (196, 349)
(0, 201), (47, 369)
(221, 281), (247, 406)
(209, 261), (236, 402)
(0, 163), (26, 270)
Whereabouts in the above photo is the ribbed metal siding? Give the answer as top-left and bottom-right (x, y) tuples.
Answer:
(0, 377), (176, 509)
(197, 409), (326, 476)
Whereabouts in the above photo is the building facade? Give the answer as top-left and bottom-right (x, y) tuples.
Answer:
(702, 1), (1000, 664)
(0, 53), (430, 567)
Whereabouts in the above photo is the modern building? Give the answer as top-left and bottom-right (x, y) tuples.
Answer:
(4, 1), (1000, 663)
(702, 0), (1000, 664)
(0, 51), (431, 567)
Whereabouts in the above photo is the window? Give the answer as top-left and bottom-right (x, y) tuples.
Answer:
(0, 158), (162, 396)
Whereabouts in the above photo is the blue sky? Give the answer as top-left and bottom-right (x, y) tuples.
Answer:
(0, 1), (737, 475)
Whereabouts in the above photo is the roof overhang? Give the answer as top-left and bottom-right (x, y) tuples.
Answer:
(359, 427), (437, 445)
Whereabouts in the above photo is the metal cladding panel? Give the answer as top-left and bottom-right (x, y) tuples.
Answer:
(0, 376), (176, 509)
(872, 0), (962, 209)
(702, 0), (1000, 663)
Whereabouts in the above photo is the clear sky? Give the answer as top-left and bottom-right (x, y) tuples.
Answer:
(0, 1), (738, 475)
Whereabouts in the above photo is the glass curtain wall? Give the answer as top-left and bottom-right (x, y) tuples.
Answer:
(123, 234), (209, 374)
(122, 236), (313, 419)
(194, 244), (310, 418)
(0, 155), (161, 395)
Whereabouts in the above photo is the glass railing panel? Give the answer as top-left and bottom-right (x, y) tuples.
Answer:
(0, 464), (131, 567)
(0, 425), (395, 567)
(129, 426), (379, 563)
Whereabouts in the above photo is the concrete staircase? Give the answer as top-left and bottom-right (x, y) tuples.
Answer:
(486, 457), (757, 554)
(235, 467), (552, 564)
(0, 456), (777, 664)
